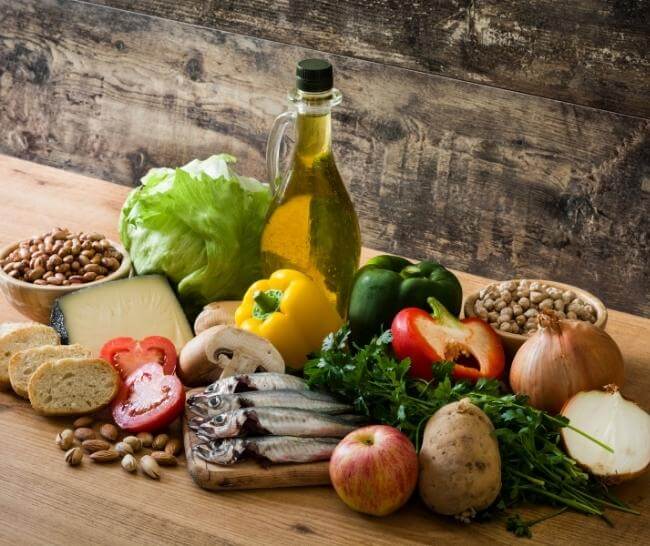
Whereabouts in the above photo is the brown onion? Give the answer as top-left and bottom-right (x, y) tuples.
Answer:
(509, 312), (624, 413)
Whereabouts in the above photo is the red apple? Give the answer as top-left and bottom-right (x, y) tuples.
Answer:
(329, 425), (418, 516)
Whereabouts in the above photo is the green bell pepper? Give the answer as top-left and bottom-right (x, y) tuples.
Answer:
(348, 254), (462, 344)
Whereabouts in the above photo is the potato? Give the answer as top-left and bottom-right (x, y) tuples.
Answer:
(418, 398), (501, 516)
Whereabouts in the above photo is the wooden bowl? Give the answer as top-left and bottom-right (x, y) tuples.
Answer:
(464, 279), (607, 359)
(0, 240), (131, 323)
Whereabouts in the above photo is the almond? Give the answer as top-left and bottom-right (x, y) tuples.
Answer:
(151, 451), (177, 466)
(99, 423), (119, 442)
(136, 432), (153, 447)
(140, 455), (161, 479)
(64, 447), (83, 466)
(73, 416), (94, 428)
(74, 427), (96, 442)
(152, 433), (169, 450)
(164, 438), (182, 456)
(82, 439), (111, 453)
(89, 450), (119, 463)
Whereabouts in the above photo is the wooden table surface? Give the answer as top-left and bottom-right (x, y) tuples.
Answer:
(0, 155), (648, 545)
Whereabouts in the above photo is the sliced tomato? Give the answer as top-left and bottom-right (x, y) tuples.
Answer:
(111, 363), (185, 433)
(100, 336), (178, 379)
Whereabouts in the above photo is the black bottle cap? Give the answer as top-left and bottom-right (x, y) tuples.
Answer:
(296, 59), (333, 92)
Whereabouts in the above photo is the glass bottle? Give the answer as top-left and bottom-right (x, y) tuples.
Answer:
(262, 59), (361, 317)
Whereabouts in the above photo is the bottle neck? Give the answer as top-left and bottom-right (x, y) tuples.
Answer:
(289, 88), (341, 162)
(294, 111), (331, 159)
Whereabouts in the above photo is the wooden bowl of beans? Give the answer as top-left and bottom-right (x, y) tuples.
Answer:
(464, 279), (607, 359)
(0, 228), (131, 323)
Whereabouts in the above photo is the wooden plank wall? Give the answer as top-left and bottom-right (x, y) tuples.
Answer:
(0, 0), (648, 316)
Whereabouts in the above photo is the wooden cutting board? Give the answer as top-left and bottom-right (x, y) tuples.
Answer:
(182, 388), (331, 491)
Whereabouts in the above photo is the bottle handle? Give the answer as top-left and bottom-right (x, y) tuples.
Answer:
(266, 110), (296, 195)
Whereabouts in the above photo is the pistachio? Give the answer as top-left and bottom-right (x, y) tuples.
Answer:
(56, 429), (75, 450)
(74, 427), (96, 442)
(136, 432), (153, 447)
(82, 439), (111, 453)
(151, 433), (169, 451)
(121, 454), (137, 473)
(151, 451), (177, 466)
(89, 450), (120, 463)
(140, 455), (161, 479)
(115, 441), (134, 456)
(73, 416), (94, 428)
(122, 436), (142, 452)
(99, 423), (119, 442)
(65, 447), (83, 466)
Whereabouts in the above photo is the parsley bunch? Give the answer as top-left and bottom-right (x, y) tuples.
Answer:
(304, 326), (638, 534)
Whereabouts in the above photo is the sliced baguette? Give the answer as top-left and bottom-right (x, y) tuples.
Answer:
(0, 323), (60, 389)
(28, 357), (119, 416)
(9, 344), (92, 398)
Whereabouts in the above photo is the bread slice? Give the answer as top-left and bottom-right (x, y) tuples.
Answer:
(9, 344), (92, 398)
(28, 357), (119, 416)
(0, 323), (60, 389)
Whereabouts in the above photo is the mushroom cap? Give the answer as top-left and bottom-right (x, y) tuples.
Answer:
(178, 325), (285, 387)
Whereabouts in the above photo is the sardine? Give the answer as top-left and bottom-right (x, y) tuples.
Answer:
(190, 408), (366, 439)
(194, 436), (340, 465)
(203, 373), (308, 395)
(188, 389), (353, 416)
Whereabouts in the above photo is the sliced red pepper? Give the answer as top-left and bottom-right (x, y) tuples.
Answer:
(391, 297), (505, 381)
(100, 336), (178, 379)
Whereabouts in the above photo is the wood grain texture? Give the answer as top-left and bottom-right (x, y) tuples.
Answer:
(86, 0), (650, 118)
(183, 389), (331, 491)
(0, 155), (648, 545)
(0, 0), (649, 318)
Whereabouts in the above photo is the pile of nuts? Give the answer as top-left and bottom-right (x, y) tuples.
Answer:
(474, 280), (598, 336)
(56, 415), (183, 480)
(1, 228), (123, 286)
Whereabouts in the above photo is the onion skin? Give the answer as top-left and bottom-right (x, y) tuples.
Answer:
(509, 313), (624, 414)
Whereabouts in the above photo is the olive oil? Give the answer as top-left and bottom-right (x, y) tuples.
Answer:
(261, 60), (360, 316)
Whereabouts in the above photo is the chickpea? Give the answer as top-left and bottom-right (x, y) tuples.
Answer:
(500, 307), (514, 319)
(539, 298), (554, 311)
(529, 291), (545, 304)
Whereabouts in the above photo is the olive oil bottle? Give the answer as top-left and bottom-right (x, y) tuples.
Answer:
(262, 59), (361, 316)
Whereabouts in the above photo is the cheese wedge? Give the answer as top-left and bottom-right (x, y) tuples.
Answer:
(51, 275), (193, 356)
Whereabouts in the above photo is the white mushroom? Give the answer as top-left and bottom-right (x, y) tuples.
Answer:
(178, 325), (284, 387)
(193, 301), (241, 334)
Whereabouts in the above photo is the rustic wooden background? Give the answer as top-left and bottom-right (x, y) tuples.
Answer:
(0, 0), (648, 315)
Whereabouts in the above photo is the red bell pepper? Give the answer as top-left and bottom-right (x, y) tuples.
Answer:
(391, 297), (505, 381)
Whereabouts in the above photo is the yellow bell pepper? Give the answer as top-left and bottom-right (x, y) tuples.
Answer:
(235, 269), (343, 369)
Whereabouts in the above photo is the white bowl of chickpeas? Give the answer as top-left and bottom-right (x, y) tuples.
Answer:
(0, 228), (131, 323)
(464, 279), (607, 358)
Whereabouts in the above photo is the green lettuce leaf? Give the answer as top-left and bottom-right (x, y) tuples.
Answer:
(119, 155), (271, 317)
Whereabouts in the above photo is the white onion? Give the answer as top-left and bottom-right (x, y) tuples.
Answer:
(561, 386), (650, 484)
